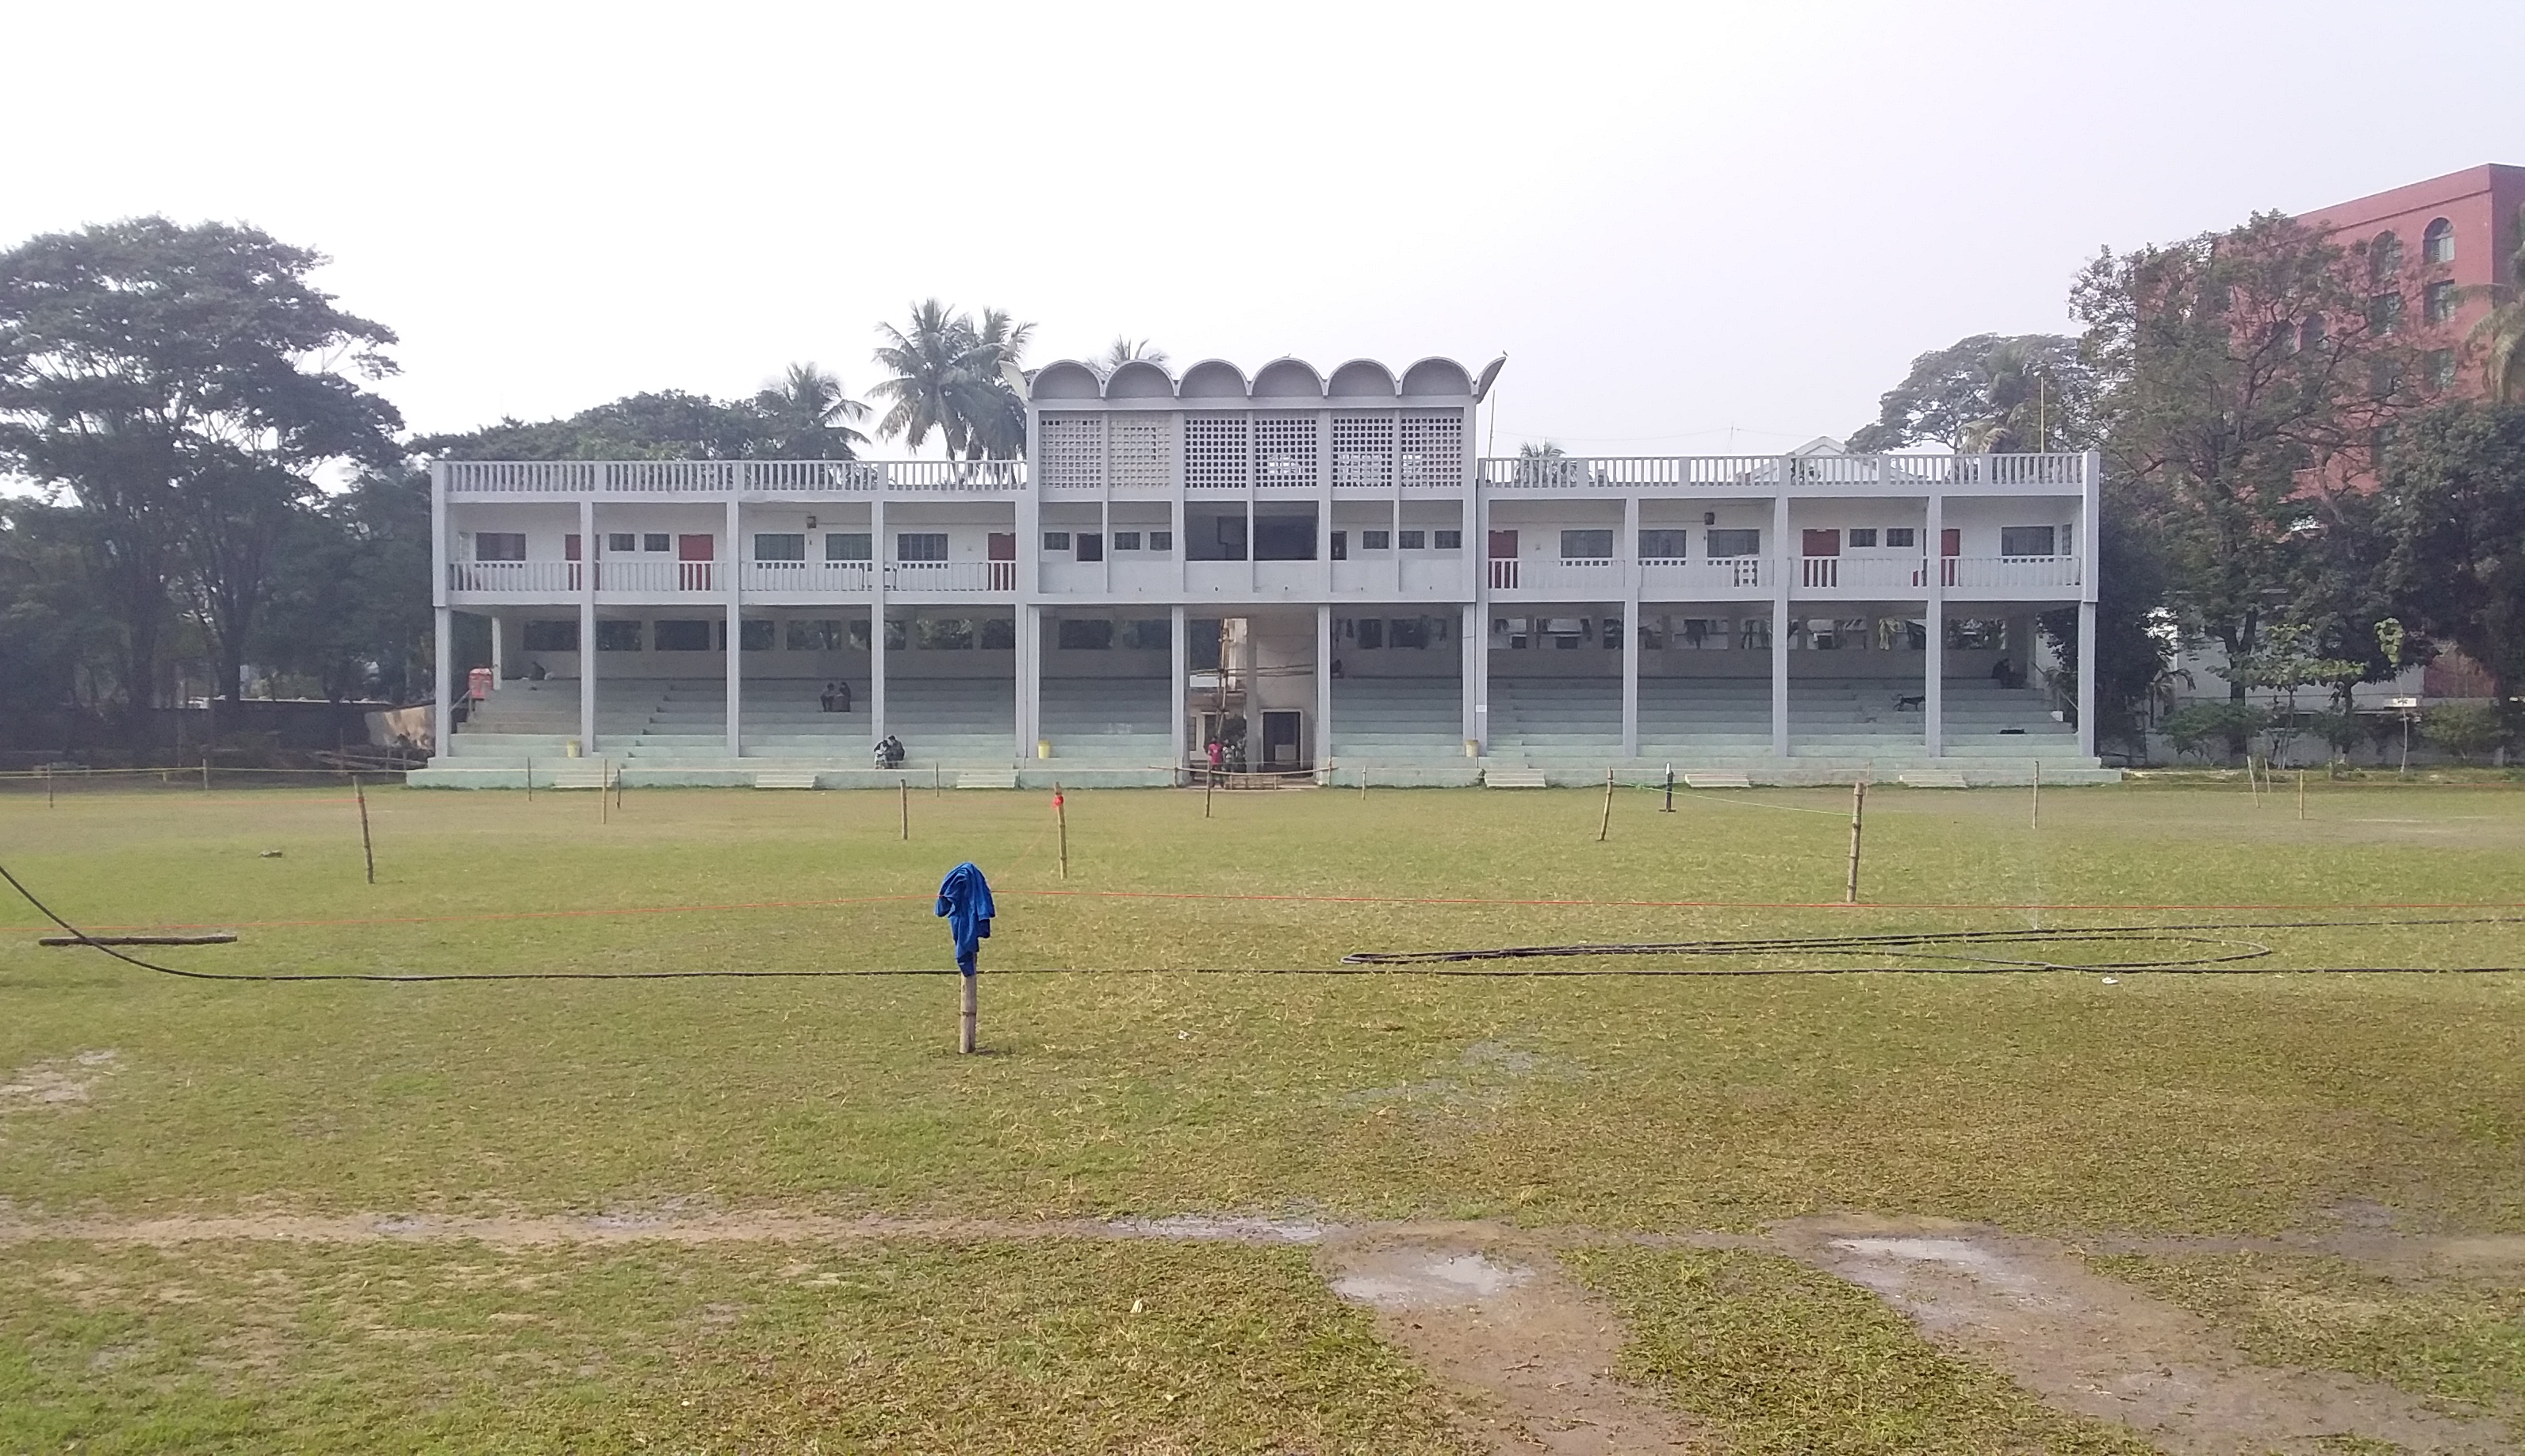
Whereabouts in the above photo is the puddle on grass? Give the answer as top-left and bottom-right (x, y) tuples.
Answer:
(1102, 1213), (1328, 1244)
(1329, 1250), (1532, 1309)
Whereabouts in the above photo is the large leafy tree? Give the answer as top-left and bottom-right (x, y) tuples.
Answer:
(869, 300), (1034, 460)
(418, 389), (767, 461)
(2469, 203), (2525, 404)
(2370, 401), (2525, 709)
(0, 217), (401, 733)
(0, 501), (124, 745)
(750, 362), (869, 460)
(1848, 333), (2096, 453)
(259, 468), (433, 703)
(2073, 210), (2423, 702)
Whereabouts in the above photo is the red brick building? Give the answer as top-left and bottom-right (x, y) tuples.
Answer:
(2297, 163), (2524, 400)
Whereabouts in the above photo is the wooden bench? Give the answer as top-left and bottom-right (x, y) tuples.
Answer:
(1682, 772), (1753, 790)
(1483, 768), (1549, 788)
(956, 771), (1019, 790)
(753, 772), (822, 790)
(1897, 770), (1971, 789)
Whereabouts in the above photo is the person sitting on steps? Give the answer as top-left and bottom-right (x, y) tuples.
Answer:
(833, 679), (852, 714)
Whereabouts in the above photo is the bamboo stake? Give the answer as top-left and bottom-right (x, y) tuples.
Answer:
(600, 761), (609, 824)
(202, 755), (211, 792)
(1845, 779), (1868, 905)
(2030, 759), (2040, 828)
(355, 775), (376, 884)
(1597, 768), (1615, 842)
(899, 779), (909, 841)
(959, 973), (978, 1055)
(2297, 768), (2306, 822)
(934, 764), (941, 799)
(1662, 764), (1674, 812)
(1204, 772), (1213, 818)
(46, 766), (54, 807)
(1056, 783), (1069, 879)
(614, 761), (625, 813)
(525, 757), (532, 801)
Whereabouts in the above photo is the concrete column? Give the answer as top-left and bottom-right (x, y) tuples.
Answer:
(430, 462), (449, 755)
(2077, 600), (2098, 759)
(869, 497), (887, 749)
(1770, 485), (1791, 758)
(489, 612), (504, 691)
(724, 496), (741, 757)
(1621, 495), (1640, 758)
(432, 605), (453, 758)
(578, 497), (597, 755)
(1925, 492), (1945, 757)
(1169, 603), (1189, 777)
(1315, 603), (1333, 780)
(1021, 604), (1043, 763)
(1466, 604), (1487, 754)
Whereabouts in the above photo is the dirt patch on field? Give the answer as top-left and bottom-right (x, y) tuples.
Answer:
(1320, 1223), (1703, 1455)
(1773, 1215), (2511, 1454)
(0, 1049), (118, 1110)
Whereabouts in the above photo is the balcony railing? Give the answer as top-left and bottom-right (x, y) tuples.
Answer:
(1640, 557), (1768, 593)
(1477, 451), (2091, 492)
(885, 560), (1017, 592)
(442, 458), (1027, 495)
(741, 561), (875, 592)
(1945, 555), (2081, 591)
(1798, 556), (1928, 592)
(446, 561), (580, 593)
(599, 560), (719, 592)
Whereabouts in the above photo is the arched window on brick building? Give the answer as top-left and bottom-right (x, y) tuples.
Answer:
(2423, 217), (2455, 266)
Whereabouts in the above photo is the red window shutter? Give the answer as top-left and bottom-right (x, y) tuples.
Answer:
(987, 533), (1016, 561)
(1487, 530), (1519, 558)
(1941, 529), (1960, 557)
(1801, 529), (1841, 556)
(565, 535), (581, 561)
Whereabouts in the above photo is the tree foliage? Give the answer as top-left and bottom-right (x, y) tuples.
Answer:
(1847, 333), (2096, 454)
(868, 300), (1033, 460)
(2371, 401), (2525, 706)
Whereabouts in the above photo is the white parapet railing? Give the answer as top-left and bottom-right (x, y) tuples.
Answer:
(446, 561), (581, 594)
(1799, 555), (1929, 592)
(1477, 451), (2090, 492)
(1639, 557), (1768, 593)
(741, 561), (876, 593)
(1945, 555), (2082, 591)
(442, 459), (1027, 495)
(598, 559), (720, 592)
(884, 560), (1017, 592)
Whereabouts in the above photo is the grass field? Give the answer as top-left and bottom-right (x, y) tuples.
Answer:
(4, 780), (2523, 1452)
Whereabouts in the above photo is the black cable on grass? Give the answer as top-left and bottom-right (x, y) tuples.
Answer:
(10, 860), (2524, 983)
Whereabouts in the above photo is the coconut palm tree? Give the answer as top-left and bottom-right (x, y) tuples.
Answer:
(2469, 204), (2525, 404)
(751, 362), (869, 459)
(869, 301), (1036, 459)
(949, 308), (1036, 461)
(1094, 337), (1169, 378)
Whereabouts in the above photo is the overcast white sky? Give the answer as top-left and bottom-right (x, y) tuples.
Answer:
(10, 0), (2520, 456)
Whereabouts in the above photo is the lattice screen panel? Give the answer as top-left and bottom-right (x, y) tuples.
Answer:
(1400, 412), (1465, 488)
(1109, 416), (1173, 492)
(1182, 416), (1251, 490)
(1038, 415), (1104, 492)
(1252, 415), (1321, 489)
(1331, 412), (1395, 489)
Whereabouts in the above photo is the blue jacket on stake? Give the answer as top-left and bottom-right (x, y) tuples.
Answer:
(934, 861), (994, 976)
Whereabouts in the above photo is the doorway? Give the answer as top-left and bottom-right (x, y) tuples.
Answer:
(1260, 710), (1304, 767)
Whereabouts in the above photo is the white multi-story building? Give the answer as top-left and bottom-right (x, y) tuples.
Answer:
(416, 354), (2107, 787)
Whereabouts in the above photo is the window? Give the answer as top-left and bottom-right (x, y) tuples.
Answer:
(826, 533), (871, 561)
(784, 619), (845, 651)
(2299, 316), (2328, 354)
(522, 619), (578, 652)
(1885, 527), (1917, 549)
(979, 618), (1017, 650)
(1433, 530), (1462, 550)
(916, 618), (974, 650)
(2370, 230), (2402, 285)
(1999, 526), (2057, 557)
(1057, 618), (1113, 649)
(753, 533), (805, 561)
(1354, 618), (1385, 649)
(849, 619), (873, 651)
(1675, 617), (1728, 650)
(1389, 616), (1433, 649)
(606, 532), (636, 553)
(1876, 618), (1928, 651)
(1492, 617), (1530, 649)
(1362, 530), (1391, 550)
(1707, 527), (1761, 557)
(653, 619), (712, 651)
(1738, 618), (1771, 651)
(1560, 529), (1614, 560)
(2428, 348), (2459, 392)
(1398, 529), (1426, 550)
(1601, 614), (1623, 649)
(474, 532), (526, 561)
(2370, 358), (2404, 400)
(2369, 292), (2403, 335)
(1945, 619), (2007, 651)
(1638, 528), (1689, 560)
(897, 532), (948, 562)
(1042, 531), (1072, 551)
(740, 619), (774, 651)
(1148, 531), (1173, 552)
(2423, 217), (2454, 266)
(1113, 531), (1142, 550)
(1847, 528), (1879, 548)
(596, 620), (643, 652)
(2426, 280), (2458, 325)
(642, 533), (671, 554)
(1120, 619), (1170, 650)
(1329, 531), (1347, 561)
(1076, 533), (1103, 563)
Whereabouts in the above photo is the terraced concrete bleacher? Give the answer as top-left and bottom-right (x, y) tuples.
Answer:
(1039, 676), (1173, 767)
(883, 677), (1017, 771)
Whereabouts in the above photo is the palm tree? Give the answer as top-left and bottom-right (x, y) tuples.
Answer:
(2469, 204), (2525, 404)
(870, 299), (972, 454)
(869, 301), (1037, 459)
(751, 362), (870, 459)
(1094, 337), (1169, 378)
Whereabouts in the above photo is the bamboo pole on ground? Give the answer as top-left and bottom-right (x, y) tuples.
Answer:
(600, 762), (609, 824)
(2297, 768), (2306, 821)
(2030, 760), (2040, 828)
(1597, 768), (1615, 842)
(1056, 783), (1069, 879)
(1845, 779), (1868, 905)
(959, 974), (977, 1055)
(899, 779), (909, 841)
(355, 775), (376, 884)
